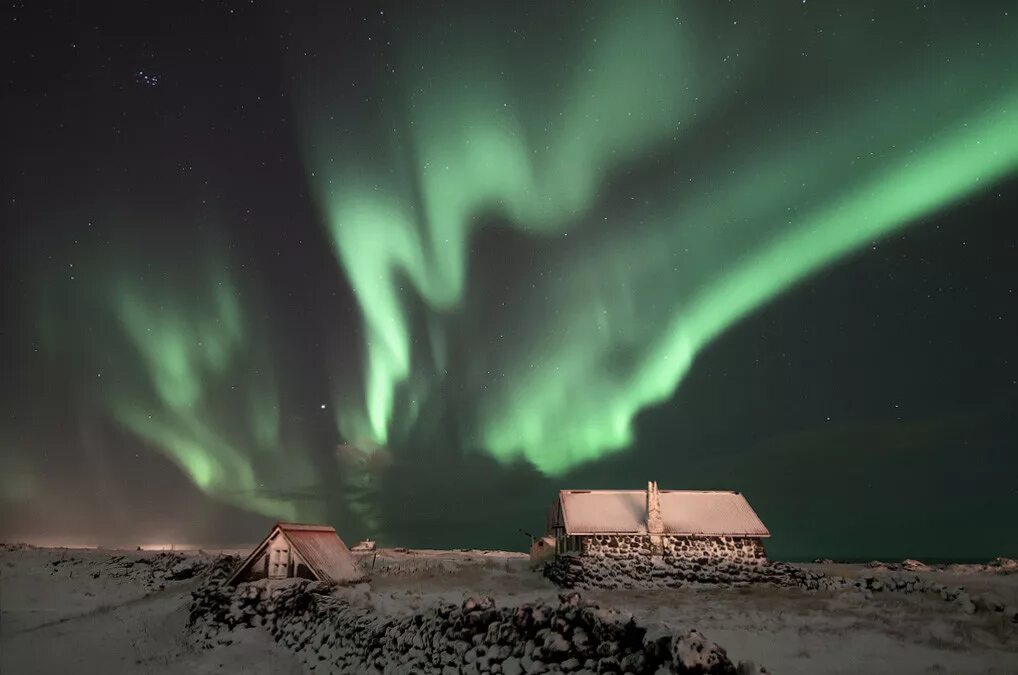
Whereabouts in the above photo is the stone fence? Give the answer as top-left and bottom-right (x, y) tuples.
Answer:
(188, 563), (766, 674)
(544, 555), (1018, 624)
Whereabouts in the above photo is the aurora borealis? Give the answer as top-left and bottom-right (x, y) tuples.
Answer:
(3, 1), (1017, 558)
(305, 1), (1018, 474)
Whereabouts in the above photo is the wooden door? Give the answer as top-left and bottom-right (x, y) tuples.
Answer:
(268, 537), (290, 579)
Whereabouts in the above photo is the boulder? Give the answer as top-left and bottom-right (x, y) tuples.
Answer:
(672, 629), (736, 674)
(988, 557), (1018, 572)
(560, 657), (581, 671)
(977, 593), (1006, 613)
(503, 656), (524, 675)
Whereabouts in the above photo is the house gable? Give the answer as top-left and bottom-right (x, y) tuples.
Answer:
(227, 526), (323, 585)
(226, 522), (364, 586)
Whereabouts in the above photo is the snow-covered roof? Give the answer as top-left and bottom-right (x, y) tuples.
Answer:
(556, 490), (770, 537)
(278, 523), (364, 583)
(227, 522), (366, 585)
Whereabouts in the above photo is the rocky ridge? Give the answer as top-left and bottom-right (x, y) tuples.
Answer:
(39, 549), (212, 591)
(189, 572), (767, 674)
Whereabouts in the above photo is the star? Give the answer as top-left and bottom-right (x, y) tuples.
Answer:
(134, 71), (160, 87)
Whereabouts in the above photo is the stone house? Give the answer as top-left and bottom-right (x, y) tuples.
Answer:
(226, 522), (367, 585)
(546, 483), (770, 564)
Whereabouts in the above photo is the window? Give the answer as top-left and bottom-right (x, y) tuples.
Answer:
(562, 535), (582, 554)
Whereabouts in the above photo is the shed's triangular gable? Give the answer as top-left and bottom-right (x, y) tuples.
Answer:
(226, 524), (296, 586)
(226, 522), (366, 586)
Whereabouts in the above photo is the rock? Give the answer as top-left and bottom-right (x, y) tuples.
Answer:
(521, 655), (547, 674)
(572, 627), (591, 654)
(988, 557), (1018, 572)
(544, 633), (570, 654)
(977, 593), (1006, 612)
(672, 629), (736, 674)
(643, 622), (673, 663)
(620, 651), (647, 672)
(503, 657), (524, 675)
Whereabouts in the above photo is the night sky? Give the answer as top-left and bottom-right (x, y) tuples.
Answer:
(3, 1), (1017, 560)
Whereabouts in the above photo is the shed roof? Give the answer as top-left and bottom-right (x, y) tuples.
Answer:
(226, 522), (366, 585)
(556, 490), (769, 537)
(277, 522), (336, 532)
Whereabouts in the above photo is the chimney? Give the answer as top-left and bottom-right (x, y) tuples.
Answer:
(646, 480), (663, 534)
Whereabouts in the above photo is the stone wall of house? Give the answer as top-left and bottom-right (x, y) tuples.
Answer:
(546, 554), (807, 590)
(546, 535), (768, 589)
(580, 535), (654, 557)
(662, 536), (766, 564)
(581, 534), (766, 565)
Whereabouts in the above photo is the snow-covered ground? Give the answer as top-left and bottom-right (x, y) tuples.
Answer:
(0, 544), (302, 674)
(2, 544), (1016, 674)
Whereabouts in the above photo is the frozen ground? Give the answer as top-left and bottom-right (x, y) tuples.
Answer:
(2, 544), (1016, 674)
(0, 544), (302, 674)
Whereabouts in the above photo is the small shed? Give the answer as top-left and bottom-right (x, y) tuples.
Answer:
(227, 522), (366, 586)
(529, 535), (556, 567)
(350, 540), (377, 552)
